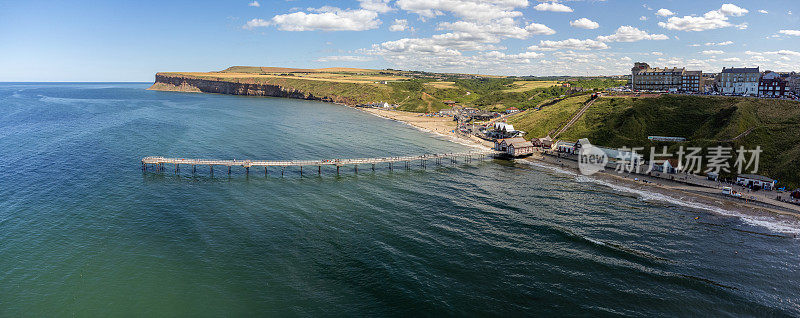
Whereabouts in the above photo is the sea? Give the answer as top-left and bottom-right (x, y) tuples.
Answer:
(1, 83), (798, 316)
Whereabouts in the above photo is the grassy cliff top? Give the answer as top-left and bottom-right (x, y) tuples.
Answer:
(157, 67), (625, 112)
(510, 95), (800, 187)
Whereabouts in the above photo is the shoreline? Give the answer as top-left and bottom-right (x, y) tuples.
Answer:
(357, 107), (800, 235)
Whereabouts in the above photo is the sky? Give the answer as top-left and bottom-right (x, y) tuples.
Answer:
(1, 0), (799, 81)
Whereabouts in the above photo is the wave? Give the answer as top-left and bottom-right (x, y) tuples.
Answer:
(521, 160), (800, 236)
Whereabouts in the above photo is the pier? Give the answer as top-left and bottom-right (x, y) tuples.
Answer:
(142, 150), (500, 176)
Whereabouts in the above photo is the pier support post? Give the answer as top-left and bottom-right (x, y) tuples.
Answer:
(228, 166), (231, 175)
(192, 165), (196, 174)
(281, 166), (285, 177)
(318, 166), (321, 175)
(406, 161), (409, 170)
(372, 163), (375, 171)
(246, 167), (249, 175)
(336, 165), (340, 175)
(175, 164), (179, 174)
(389, 162), (393, 171)
(265, 167), (268, 177)
(355, 164), (358, 173)
(300, 166), (303, 176)
(210, 166), (214, 176)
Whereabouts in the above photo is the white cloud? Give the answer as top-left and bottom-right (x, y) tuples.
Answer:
(655, 9), (674, 17)
(244, 18), (270, 29)
(528, 38), (609, 51)
(658, 4), (749, 31)
(639, 16), (647, 21)
(395, 0), (528, 21)
(758, 9), (768, 14)
(265, 7), (381, 31)
(719, 4), (748, 16)
(358, 0), (392, 13)
(533, 2), (573, 12)
(389, 19), (412, 32)
(779, 30), (800, 36)
(705, 41), (734, 46)
(438, 19), (552, 39)
(722, 57), (741, 62)
(763, 50), (800, 56)
(597, 26), (668, 42)
(651, 51), (664, 56)
(701, 50), (724, 55)
(316, 55), (375, 62)
(248, 1), (260, 7)
(525, 22), (556, 35)
(570, 18), (599, 29)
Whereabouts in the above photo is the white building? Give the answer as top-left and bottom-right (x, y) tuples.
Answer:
(718, 67), (760, 95)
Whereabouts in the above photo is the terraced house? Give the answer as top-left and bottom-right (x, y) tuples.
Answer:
(718, 67), (760, 96)
(630, 62), (702, 93)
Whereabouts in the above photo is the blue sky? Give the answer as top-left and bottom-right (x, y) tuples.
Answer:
(1, 0), (798, 81)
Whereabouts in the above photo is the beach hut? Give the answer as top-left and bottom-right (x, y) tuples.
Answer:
(736, 174), (776, 190)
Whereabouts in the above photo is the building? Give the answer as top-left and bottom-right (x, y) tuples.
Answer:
(780, 72), (799, 96)
(736, 174), (776, 190)
(554, 141), (576, 153)
(494, 137), (534, 157)
(718, 67), (760, 95)
(535, 136), (553, 148)
(651, 159), (681, 174)
(759, 71), (788, 97)
(702, 73), (717, 92)
(631, 63), (684, 91)
(630, 62), (702, 92)
(488, 122), (524, 139)
(681, 71), (703, 93)
(505, 107), (520, 114)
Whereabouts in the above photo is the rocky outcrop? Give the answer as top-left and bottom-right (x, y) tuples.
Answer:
(147, 73), (362, 105)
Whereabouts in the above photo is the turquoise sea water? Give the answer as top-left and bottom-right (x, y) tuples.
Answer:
(1, 83), (799, 316)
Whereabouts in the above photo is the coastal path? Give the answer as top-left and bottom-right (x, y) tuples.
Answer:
(142, 150), (500, 176)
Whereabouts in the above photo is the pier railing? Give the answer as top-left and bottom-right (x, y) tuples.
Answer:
(142, 150), (500, 175)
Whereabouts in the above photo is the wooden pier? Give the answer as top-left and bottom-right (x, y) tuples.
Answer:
(141, 150), (500, 176)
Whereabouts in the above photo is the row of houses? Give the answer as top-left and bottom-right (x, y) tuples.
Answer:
(630, 62), (800, 97)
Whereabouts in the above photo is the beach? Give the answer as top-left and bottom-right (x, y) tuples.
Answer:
(358, 107), (800, 226)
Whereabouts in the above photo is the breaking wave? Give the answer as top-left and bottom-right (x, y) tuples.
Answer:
(522, 160), (800, 236)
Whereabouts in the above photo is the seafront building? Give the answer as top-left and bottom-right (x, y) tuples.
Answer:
(630, 62), (702, 92)
(717, 67), (761, 95)
(759, 71), (789, 97)
(630, 63), (798, 98)
(494, 137), (534, 157)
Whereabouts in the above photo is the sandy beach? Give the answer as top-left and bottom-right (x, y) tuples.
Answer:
(358, 107), (800, 227)
(358, 107), (495, 149)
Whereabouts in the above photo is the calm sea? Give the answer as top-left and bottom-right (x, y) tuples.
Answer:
(1, 83), (798, 316)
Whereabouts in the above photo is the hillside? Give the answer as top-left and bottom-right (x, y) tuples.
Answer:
(149, 66), (625, 113)
(509, 95), (800, 187)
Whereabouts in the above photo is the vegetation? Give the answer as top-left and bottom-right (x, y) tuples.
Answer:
(159, 67), (626, 114)
(510, 95), (800, 187)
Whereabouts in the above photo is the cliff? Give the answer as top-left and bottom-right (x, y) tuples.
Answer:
(147, 73), (391, 106)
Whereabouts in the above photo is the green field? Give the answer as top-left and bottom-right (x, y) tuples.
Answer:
(510, 95), (800, 187)
(157, 67), (625, 113)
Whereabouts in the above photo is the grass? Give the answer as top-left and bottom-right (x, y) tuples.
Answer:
(502, 81), (559, 92)
(508, 95), (591, 138)
(512, 94), (800, 187)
